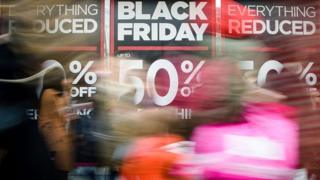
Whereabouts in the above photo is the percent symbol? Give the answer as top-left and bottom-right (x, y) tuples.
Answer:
(298, 62), (317, 86)
(69, 60), (97, 85)
(180, 60), (205, 97)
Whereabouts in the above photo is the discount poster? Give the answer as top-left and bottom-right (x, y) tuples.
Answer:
(110, 0), (215, 58)
(108, 0), (216, 118)
(220, 0), (319, 86)
(3, 0), (106, 120)
(107, 0), (319, 119)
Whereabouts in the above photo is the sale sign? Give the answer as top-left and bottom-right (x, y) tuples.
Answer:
(2, 1), (105, 120)
(106, 0), (320, 122)
(33, 1), (104, 55)
(110, 0), (215, 58)
(225, 3), (317, 36)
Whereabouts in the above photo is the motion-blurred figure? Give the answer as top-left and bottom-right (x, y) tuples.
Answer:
(0, 0), (93, 179)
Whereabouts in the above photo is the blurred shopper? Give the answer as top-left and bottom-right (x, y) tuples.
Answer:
(0, 25), (56, 180)
(68, 68), (109, 180)
(91, 59), (181, 179)
(39, 77), (74, 180)
(172, 104), (299, 180)
(0, 0), (93, 179)
(121, 135), (184, 180)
